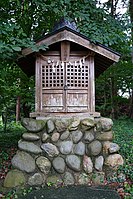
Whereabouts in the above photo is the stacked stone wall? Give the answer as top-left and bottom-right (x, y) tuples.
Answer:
(4, 116), (124, 188)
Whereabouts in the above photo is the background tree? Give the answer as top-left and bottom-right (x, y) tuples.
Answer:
(129, 0), (133, 118)
(95, 0), (132, 119)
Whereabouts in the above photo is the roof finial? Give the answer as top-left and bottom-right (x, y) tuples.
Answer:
(52, 17), (79, 32)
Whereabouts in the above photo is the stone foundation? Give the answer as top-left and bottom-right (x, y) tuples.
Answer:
(4, 116), (124, 188)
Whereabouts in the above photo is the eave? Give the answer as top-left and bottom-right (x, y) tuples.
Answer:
(17, 26), (121, 77)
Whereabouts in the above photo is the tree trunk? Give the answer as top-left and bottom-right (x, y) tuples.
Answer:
(129, 0), (133, 118)
(129, 89), (133, 118)
(108, 0), (118, 119)
(16, 96), (21, 122)
(110, 68), (118, 119)
(2, 109), (8, 133)
(103, 82), (107, 112)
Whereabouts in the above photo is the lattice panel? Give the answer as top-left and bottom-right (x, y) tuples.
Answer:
(66, 63), (89, 87)
(42, 64), (64, 88)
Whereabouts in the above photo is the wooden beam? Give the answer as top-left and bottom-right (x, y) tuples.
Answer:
(62, 30), (120, 62)
(30, 112), (101, 118)
(22, 30), (120, 62)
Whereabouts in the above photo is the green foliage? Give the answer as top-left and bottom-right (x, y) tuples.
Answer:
(0, 63), (35, 132)
(105, 118), (133, 197)
(96, 58), (133, 118)
(0, 22), (47, 61)
(113, 119), (133, 181)
(0, 0), (129, 55)
(0, 121), (24, 147)
(1, 187), (33, 199)
(0, 147), (17, 180)
(124, 183), (133, 199)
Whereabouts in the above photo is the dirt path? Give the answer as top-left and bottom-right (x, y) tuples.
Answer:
(19, 185), (121, 199)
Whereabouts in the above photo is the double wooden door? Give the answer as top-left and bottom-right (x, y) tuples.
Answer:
(40, 57), (90, 113)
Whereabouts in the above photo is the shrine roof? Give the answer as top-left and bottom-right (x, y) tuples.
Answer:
(17, 20), (121, 77)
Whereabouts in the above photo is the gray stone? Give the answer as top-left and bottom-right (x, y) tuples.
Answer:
(64, 172), (75, 185)
(21, 118), (46, 133)
(69, 119), (80, 131)
(84, 131), (94, 142)
(66, 155), (81, 171)
(36, 156), (51, 174)
(60, 141), (73, 155)
(74, 142), (85, 155)
(28, 173), (43, 186)
(87, 140), (102, 156)
(105, 154), (124, 170)
(55, 118), (71, 133)
(103, 141), (111, 155)
(100, 117), (113, 132)
(51, 133), (60, 142)
(109, 143), (120, 153)
(47, 120), (55, 133)
(72, 130), (83, 143)
(4, 169), (25, 188)
(11, 151), (35, 173)
(92, 172), (105, 185)
(83, 155), (93, 174)
(41, 143), (59, 157)
(52, 157), (65, 174)
(18, 140), (42, 154)
(78, 173), (91, 185)
(60, 130), (70, 140)
(42, 133), (50, 142)
(96, 120), (102, 132)
(95, 156), (104, 171)
(96, 131), (113, 141)
(46, 175), (63, 186)
(22, 133), (40, 141)
(103, 141), (120, 154)
(81, 118), (95, 131)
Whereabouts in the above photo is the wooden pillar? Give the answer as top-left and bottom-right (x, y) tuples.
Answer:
(61, 41), (70, 61)
(35, 57), (42, 113)
(89, 54), (95, 112)
(61, 41), (70, 112)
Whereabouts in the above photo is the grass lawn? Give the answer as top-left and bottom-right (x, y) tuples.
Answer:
(112, 119), (133, 198)
(0, 118), (133, 199)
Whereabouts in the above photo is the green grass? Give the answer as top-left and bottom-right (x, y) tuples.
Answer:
(113, 119), (133, 180)
(113, 118), (133, 198)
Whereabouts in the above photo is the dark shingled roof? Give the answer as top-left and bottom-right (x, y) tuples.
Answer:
(52, 18), (79, 33)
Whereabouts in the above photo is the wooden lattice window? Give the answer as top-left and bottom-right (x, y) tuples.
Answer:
(42, 61), (89, 89)
(66, 63), (89, 88)
(42, 64), (64, 88)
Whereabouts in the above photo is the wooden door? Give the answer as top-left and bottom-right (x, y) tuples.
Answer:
(65, 60), (90, 112)
(41, 58), (65, 112)
(40, 57), (90, 113)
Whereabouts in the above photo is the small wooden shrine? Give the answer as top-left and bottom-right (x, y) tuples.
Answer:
(17, 19), (120, 117)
